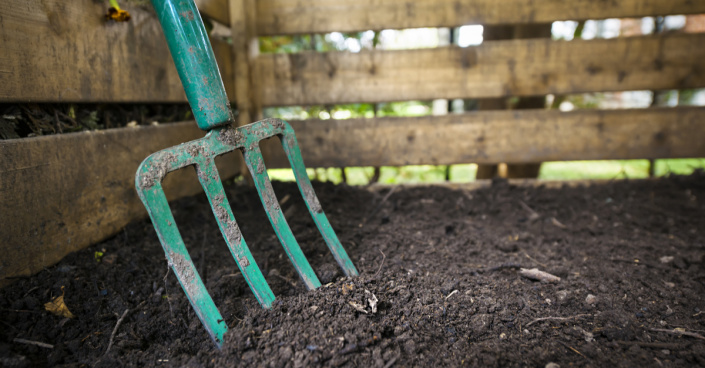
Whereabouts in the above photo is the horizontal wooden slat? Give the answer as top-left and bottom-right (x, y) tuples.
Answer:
(260, 107), (705, 168)
(0, 0), (233, 103)
(195, 0), (230, 25)
(0, 123), (241, 287)
(257, 33), (705, 106)
(255, 0), (705, 36)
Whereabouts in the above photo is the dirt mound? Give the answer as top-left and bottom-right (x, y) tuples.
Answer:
(2, 173), (705, 367)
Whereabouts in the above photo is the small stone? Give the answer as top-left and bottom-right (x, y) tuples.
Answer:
(499, 332), (507, 339)
(585, 294), (597, 305)
(660, 256), (674, 264)
(556, 290), (569, 301)
(545, 363), (560, 368)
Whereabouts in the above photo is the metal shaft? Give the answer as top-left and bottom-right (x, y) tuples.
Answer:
(151, 0), (233, 130)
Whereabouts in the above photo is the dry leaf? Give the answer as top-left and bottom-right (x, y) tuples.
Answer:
(349, 301), (368, 314)
(45, 286), (75, 318)
(105, 7), (131, 22)
(365, 290), (378, 314)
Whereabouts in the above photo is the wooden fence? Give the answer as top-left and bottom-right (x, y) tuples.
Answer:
(1, 0), (704, 285)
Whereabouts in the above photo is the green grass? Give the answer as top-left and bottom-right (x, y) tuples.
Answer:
(267, 159), (705, 185)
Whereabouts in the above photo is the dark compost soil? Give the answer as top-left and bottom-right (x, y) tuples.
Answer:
(0, 104), (191, 140)
(2, 174), (705, 367)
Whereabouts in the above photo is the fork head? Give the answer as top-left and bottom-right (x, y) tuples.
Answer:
(135, 118), (358, 346)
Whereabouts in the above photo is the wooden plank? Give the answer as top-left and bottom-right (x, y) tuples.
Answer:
(211, 38), (236, 100)
(0, 123), (241, 287)
(255, 0), (705, 36)
(369, 178), (632, 191)
(196, 0), (230, 25)
(0, 0), (233, 103)
(229, 0), (261, 125)
(260, 107), (705, 168)
(257, 33), (705, 106)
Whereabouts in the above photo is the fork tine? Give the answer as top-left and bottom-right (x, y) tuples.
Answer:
(136, 179), (227, 346)
(196, 158), (275, 307)
(279, 131), (359, 277)
(243, 145), (322, 290)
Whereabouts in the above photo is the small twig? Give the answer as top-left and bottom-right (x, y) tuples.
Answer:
(0, 308), (43, 314)
(56, 110), (86, 129)
(199, 229), (207, 284)
(616, 341), (687, 349)
(518, 200), (540, 221)
(524, 252), (548, 268)
(163, 266), (174, 317)
(651, 328), (705, 341)
(383, 355), (398, 368)
(373, 249), (386, 277)
(526, 314), (591, 327)
(13, 338), (54, 349)
(550, 217), (567, 229)
(519, 268), (561, 283)
(556, 340), (587, 359)
(279, 194), (292, 206)
(361, 187), (398, 226)
(1, 320), (18, 332)
(53, 108), (63, 133)
(105, 308), (129, 355)
(273, 274), (299, 288)
(21, 286), (39, 298)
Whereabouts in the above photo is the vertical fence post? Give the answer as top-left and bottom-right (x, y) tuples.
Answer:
(229, 0), (262, 182)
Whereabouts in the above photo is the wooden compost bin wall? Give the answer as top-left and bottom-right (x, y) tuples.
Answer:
(238, 0), (705, 168)
(2, 0), (705, 286)
(0, 0), (241, 287)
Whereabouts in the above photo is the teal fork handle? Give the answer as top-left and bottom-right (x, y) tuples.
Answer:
(151, 0), (233, 130)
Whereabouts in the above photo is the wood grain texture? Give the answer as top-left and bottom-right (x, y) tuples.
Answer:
(259, 107), (705, 168)
(0, 0), (233, 103)
(211, 38), (236, 100)
(195, 0), (230, 25)
(257, 33), (705, 106)
(0, 123), (241, 287)
(255, 0), (705, 35)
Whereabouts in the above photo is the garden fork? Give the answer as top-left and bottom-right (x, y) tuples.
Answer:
(135, 0), (358, 347)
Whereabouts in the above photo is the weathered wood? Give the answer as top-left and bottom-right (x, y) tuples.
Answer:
(368, 178), (623, 191)
(260, 107), (705, 168)
(229, 0), (261, 125)
(211, 38), (236, 100)
(254, 0), (705, 36)
(475, 23), (552, 180)
(0, 123), (241, 287)
(257, 33), (705, 106)
(229, 0), (268, 178)
(0, 0), (233, 103)
(195, 0), (230, 25)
